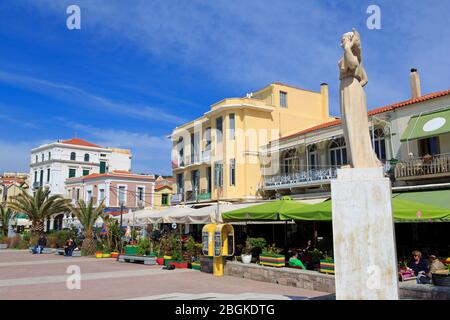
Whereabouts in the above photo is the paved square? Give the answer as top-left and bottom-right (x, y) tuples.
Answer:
(0, 250), (329, 300)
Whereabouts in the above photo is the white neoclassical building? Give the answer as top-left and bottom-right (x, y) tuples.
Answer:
(29, 138), (132, 231)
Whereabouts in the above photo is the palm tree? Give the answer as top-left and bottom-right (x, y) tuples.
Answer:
(69, 198), (105, 255)
(0, 205), (15, 237)
(7, 188), (70, 237)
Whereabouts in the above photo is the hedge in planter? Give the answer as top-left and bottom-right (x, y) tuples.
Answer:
(319, 259), (335, 274)
(259, 244), (284, 267)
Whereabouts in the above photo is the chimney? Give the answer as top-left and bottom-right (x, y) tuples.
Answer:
(410, 68), (421, 99)
(320, 83), (329, 118)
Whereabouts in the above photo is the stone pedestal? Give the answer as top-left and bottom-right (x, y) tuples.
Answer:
(331, 167), (399, 300)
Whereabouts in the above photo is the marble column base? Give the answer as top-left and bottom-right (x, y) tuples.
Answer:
(331, 167), (399, 300)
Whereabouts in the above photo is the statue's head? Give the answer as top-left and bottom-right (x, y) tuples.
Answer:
(341, 28), (362, 63)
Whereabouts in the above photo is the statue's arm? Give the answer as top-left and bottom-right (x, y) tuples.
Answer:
(343, 46), (359, 70)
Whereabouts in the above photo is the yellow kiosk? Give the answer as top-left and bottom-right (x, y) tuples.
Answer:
(202, 223), (234, 276)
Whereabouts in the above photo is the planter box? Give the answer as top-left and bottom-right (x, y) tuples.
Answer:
(156, 257), (164, 266)
(102, 253), (112, 258)
(191, 262), (201, 270)
(259, 254), (285, 267)
(118, 254), (156, 265)
(0, 244), (8, 250)
(95, 252), (103, 258)
(319, 259), (335, 275)
(169, 261), (189, 268)
(432, 273), (450, 287)
(164, 259), (176, 267)
(111, 252), (119, 258)
(124, 245), (138, 255)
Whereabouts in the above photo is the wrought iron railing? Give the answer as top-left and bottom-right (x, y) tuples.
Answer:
(264, 168), (338, 188)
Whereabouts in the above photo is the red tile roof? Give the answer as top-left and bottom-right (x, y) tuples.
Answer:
(61, 138), (102, 148)
(155, 185), (173, 191)
(279, 89), (450, 142)
(66, 171), (155, 182)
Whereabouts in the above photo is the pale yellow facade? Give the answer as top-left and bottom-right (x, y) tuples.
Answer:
(171, 83), (335, 203)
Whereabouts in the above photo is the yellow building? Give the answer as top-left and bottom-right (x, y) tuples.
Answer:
(153, 176), (175, 210)
(170, 82), (335, 203)
(0, 172), (29, 204)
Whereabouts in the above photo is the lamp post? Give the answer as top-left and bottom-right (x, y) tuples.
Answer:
(117, 202), (124, 259)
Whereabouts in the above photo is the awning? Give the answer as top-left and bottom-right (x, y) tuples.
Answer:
(400, 108), (450, 141)
(222, 196), (310, 221)
(279, 196), (450, 222)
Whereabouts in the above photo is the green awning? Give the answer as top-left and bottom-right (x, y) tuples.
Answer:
(393, 189), (450, 210)
(400, 108), (450, 141)
(14, 213), (28, 219)
(279, 196), (450, 222)
(222, 196), (310, 220)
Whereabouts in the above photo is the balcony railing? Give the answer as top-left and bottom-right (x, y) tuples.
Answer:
(395, 153), (450, 180)
(264, 162), (392, 189)
(264, 168), (337, 189)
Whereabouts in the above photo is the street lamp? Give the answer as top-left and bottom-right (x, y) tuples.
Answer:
(117, 202), (125, 259)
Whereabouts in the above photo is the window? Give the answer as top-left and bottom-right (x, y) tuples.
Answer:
(191, 170), (200, 194)
(214, 161), (223, 189)
(69, 168), (76, 178)
(84, 154), (90, 162)
(118, 186), (126, 205)
(47, 168), (51, 182)
(419, 136), (440, 157)
(176, 173), (184, 195)
(161, 194), (169, 206)
(39, 170), (44, 186)
(308, 145), (317, 170)
(229, 113), (235, 140)
(82, 169), (90, 176)
(34, 171), (38, 183)
(100, 161), (106, 174)
(216, 117), (223, 143)
(98, 189), (105, 203)
(100, 154), (106, 157)
(70, 152), (76, 161)
(76, 189), (80, 200)
(329, 137), (347, 167)
(87, 190), (92, 202)
(283, 149), (298, 175)
(372, 128), (386, 161)
(48, 152), (51, 160)
(230, 159), (236, 186)
(35, 155), (38, 163)
(137, 187), (144, 202)
(41, 154), (44, 162)
(280, 91), (287, 107)
(190, 133), (200, 163)
(177, 137), (184, 167)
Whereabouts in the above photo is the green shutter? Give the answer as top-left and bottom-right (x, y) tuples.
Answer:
(83, 170), (90, 176)
(100, 161), (106, 174)
(69, 169), (76, 178)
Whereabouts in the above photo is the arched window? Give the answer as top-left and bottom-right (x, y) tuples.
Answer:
(41, 154), (44, 162)
(308, 144), (317, 170)
(48, 152), (51, 160)
(329, 137), (347, 167)
(70, 152), (76, 161)
(84, 153), (90, 162)
(283, 149), (298, 175)
(372, 128), (386, 161)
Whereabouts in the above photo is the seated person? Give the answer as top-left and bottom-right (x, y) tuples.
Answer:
(64, 238), (76, 256)
(408, 250), (429, 284)
(428, 255), (447, 277)
(288, 251), (306, 269)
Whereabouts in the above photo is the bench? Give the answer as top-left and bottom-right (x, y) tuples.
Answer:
(118, 254), (156, 265)
(55, 248), (81, 257)
(29, 246), (54, 254)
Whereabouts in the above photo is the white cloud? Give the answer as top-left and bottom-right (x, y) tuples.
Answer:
(0, 70), (187, 125)
(61, 120), (172, 175)
(0, 140), (33, 173)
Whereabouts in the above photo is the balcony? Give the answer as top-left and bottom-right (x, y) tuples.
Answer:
(263, 168), (337, 190)
(395, 153), (450, 181)
(171, 159), (185, 169)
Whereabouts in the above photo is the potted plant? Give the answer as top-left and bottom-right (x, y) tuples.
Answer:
(241, 238), (255, 264)
(319, 253), (335, 274)
(167, 233), (188, 268)
(137, 236), (151, 256)
(260, 244), (285, 267)
(95, 242), (103, 258)
(307, 248), (324, 271)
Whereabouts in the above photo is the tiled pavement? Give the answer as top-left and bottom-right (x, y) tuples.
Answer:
(0, 250), (329, 300)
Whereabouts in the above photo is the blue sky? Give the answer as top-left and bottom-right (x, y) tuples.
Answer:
(0, 0), (449, 175)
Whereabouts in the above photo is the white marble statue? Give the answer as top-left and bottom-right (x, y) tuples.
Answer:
(339, 28), (381, 168)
